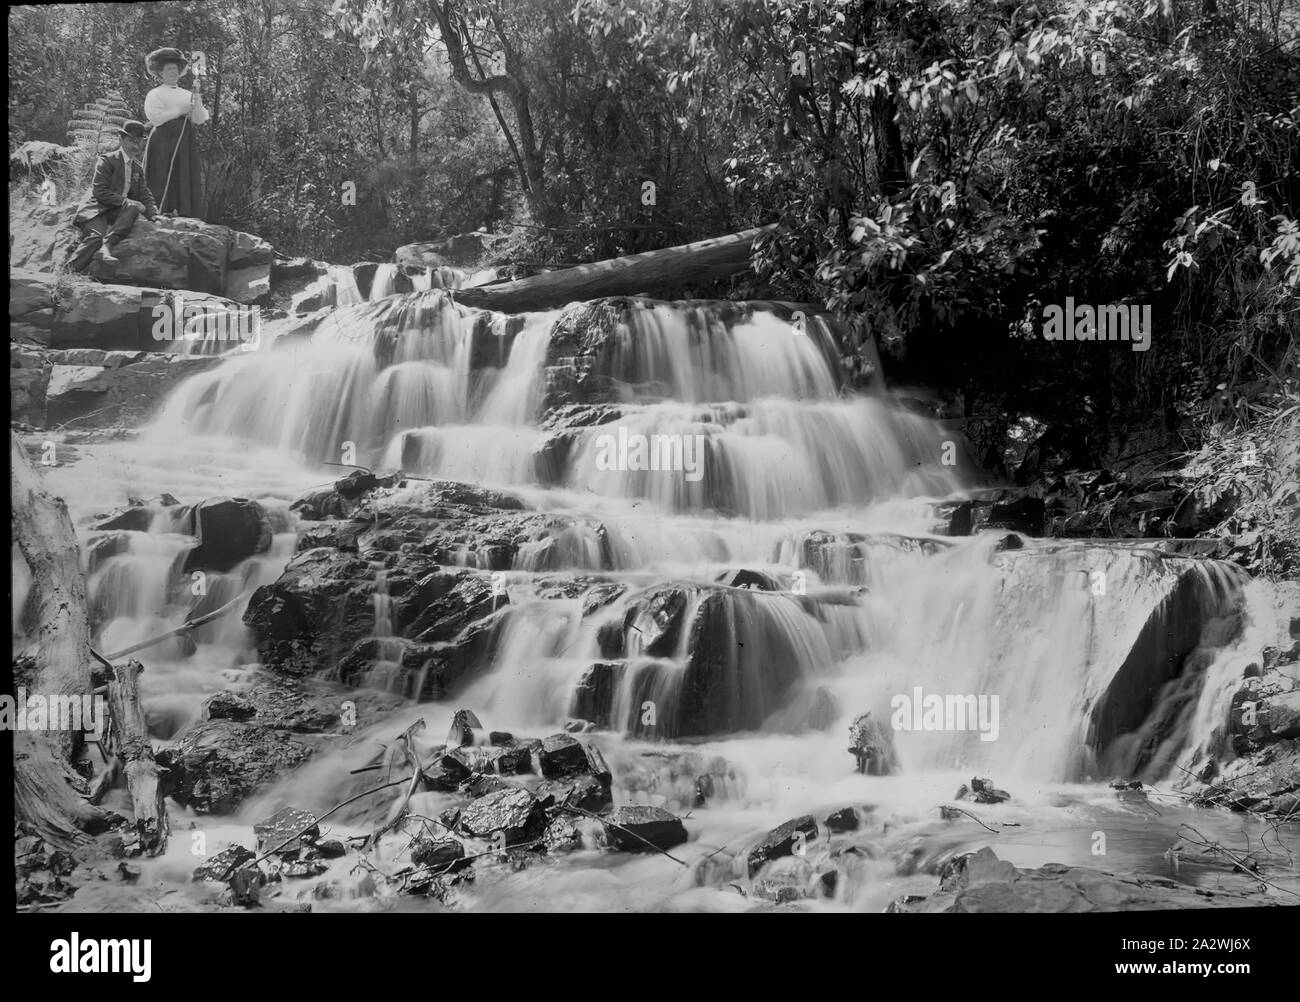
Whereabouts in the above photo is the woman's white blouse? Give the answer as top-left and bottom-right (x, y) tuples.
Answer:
(144, 84), (210, 127)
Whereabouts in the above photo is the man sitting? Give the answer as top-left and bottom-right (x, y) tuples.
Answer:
(68, 120), (158, 272)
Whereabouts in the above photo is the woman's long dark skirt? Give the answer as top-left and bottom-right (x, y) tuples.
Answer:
(145, 116), (204, 219)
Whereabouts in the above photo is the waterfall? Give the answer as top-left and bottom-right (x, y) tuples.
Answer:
(74, 286), (1259, 795)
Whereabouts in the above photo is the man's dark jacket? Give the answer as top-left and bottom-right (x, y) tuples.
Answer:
(74, 150), (158, 226)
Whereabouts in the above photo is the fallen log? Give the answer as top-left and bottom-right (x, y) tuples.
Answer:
(453, 225), (776, 313)
(103, 660), (169, 855)
(10, 433), (108, 845)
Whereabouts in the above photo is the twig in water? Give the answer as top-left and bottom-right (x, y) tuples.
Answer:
(1175, 823), (1300, 900)
(101, 590), (252, 660)
(942, 805), (1000, 833)
(556, 804), (689, 866)
(216, 777), (410, 881)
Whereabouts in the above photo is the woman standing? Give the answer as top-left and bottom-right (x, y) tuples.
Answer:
(143, 46), (209, 219)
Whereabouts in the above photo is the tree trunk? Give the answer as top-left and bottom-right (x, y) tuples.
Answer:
(453, 225), (775, 312)
(104, 660), (169, 855)
(10, 433), (107, 846)
(870, 77), (907, 197)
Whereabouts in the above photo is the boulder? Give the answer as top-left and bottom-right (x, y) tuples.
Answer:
(487, 741), (535, 776)
(10, 197), (274, 304)
(156, 719), (312, 814)
(41, 353), (222, 428)
(538, 733), (591, 778)
(536, 773), (612, 813)
(893, 847), (1268, 912)
(192, 844), (255, 882)
(253, 807), (320, 856)
(457, 788), (547, 845)
(602, 805), (688, 852)
(410, 837), (467, 871)
(747, 816), (818, 876)
(542, 815), (583, 854)
(180, 497), (273, 572)
(424, 752), (472, 792)
(823, 807), (864, 832)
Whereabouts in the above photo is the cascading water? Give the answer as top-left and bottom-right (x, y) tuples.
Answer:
(31, 285), (1295, 910)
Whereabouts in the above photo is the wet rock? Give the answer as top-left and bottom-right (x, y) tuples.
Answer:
(424, 752), (472, 792)
(886, 894), (930, 913)
(254, 807), (320, 856)
(1086, 552), (1244, 763)
(539, 733), (591, 778)
(91, 495), (181, 532)
(181, 496), (273, 573)
(603, 805), (688, 853)
(573, 661), (624, 727)
(461, 774), (517, 799)
(439, 807), (461, 832)
(296, 520), (368, 553)
(720, 568), (782, 591)
(631, 587), (690, 656)
(489, 731), (514, 745)
(585, 742), (612, 784)
(564, 718), (597, 733)
(542, 815), (583, 854)
(458, 788), (547, 845)
(411, 837), (467, 871)
(986, 497), (1045, 536)
(205, 691), (256, 722)
(675, 589), (809, 736)
(537, 773), (613, 813)
(753, 874), (809, 905)
(847, 712), (899, 775)
(967, 777), (1011, 805)
(823, 807), (865, 833)
(596, 620), (626, 660)
(225, 862), (265, 906)
(192, 845), (255, 881)
(281, 859), (328, 878)
(747, 816), (818, 876)
(156, 719), (312, 814)
(487, 741), (535, 776)
(914, 847), (1264, 912)
(201, 675), (365, 734)
(313, 839), (347, 859)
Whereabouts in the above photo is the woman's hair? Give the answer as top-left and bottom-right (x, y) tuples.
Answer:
(161, 61), (182, 72)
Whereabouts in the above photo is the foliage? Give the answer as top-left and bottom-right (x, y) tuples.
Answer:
(7, 0), (1298, 491)
(1182, 382), (1300, 577)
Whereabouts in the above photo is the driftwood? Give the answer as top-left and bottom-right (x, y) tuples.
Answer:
(367, 719), (428, 849)
(10, 433), (107, 845)
(453, 225), (775, 313)
(103, 659), (169, 855)
(100, 589), (251, 661)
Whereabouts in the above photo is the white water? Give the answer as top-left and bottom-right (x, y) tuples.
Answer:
(15, 288), (1296, 911)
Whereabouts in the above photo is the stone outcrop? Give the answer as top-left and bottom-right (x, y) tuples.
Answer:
(889, 847), (1276, 912)
(13, 347), (223, 428)
(11, 197), (274, 304)
(9, 270), (251, 352)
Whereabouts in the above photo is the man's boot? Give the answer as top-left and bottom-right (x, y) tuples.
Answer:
(98, 242), (120, 265)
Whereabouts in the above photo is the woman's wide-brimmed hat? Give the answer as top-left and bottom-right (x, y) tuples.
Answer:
(145, 47), (188, 76)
